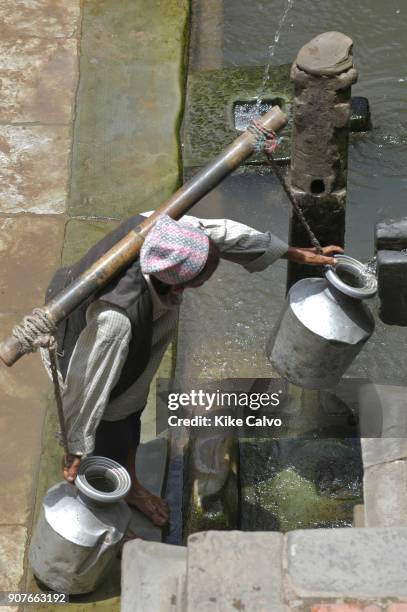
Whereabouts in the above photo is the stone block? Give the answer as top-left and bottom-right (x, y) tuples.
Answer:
(0, 0), (80, 38)
(186, 531), (283, 611)
(0, 216), (65, 312)
(0, 38), (78, 124)
(0, 125), (70, 214)
(376, 217), (407, 251)
(286, 528), (407, 599)
(359, 384), (407, 467)
(129, 438), (168, 542)
(0, 526), (27, 590)
(121, 540), (186, 612)
(364, 461), (407, 527)
(376, 250), (407, 326)
(68, 0), (188, 218)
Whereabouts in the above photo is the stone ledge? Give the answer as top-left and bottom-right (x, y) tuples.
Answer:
(286, 528), (407, 600)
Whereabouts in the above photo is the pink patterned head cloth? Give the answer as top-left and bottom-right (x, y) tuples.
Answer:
(140, 214), (209, 284)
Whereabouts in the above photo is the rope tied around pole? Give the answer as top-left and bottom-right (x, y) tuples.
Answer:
(247, 119), (283, 155)
(12, 309), (70, 458)
(249, 117), (323, 254)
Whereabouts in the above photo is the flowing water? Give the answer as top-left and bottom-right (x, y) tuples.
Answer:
(253, 0), (294, 117)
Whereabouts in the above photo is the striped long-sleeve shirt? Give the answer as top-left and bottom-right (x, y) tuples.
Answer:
(42, 212), (289, 455)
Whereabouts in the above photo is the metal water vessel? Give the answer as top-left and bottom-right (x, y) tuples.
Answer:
(267, 255), (377, 389)
(29, 456), (131, 594)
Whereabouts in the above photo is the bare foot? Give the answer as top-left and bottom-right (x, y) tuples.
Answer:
(126, 480), (169, 527)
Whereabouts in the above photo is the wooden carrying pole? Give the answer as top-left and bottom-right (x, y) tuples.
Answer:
(0, 107), (287, 367)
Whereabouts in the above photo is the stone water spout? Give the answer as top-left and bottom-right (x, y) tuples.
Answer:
(287, 32), (357, 288)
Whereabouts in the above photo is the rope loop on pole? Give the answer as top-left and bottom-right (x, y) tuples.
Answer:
(248, 118), (284, 155)
(12, 309), (70, 457)
(12, 308), (56, 354)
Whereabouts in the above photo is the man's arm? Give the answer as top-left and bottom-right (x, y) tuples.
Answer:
(140, 211), (289, 271)
(140, 211), (342, 269)
(55, 301), (132, 479)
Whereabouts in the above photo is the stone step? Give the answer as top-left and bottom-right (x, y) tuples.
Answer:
(129, 437), (168, 542)
(185, 531), (283, 611)
(121, 528), (407, 609)
(286, 528), (407, 601)
(121, 540), (187, 612)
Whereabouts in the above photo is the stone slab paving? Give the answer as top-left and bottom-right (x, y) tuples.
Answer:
(0, 126), (71, 214)
(121, 540), (186, 612)
(68, 0), (189, 219)
(0, 38), (78, 124)
(0, 215), (65, 312)
(0, 0), (80, 38)
(186, 531), (283, 611)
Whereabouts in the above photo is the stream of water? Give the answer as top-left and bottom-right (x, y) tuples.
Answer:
(253, 0), (294, 117)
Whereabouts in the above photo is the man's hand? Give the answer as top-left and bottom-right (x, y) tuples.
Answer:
(62, 453), (82, 483)
(284, 245), (344, 266)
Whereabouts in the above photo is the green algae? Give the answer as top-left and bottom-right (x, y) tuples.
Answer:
(182, 64), (293, 168)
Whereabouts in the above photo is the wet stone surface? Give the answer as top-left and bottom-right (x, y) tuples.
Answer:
(240, 438), (362, 532)
(0, 125), (71, 214)
(0, 37), (78, 124)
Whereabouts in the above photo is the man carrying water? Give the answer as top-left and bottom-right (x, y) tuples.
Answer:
(43, 211), (342, 526)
